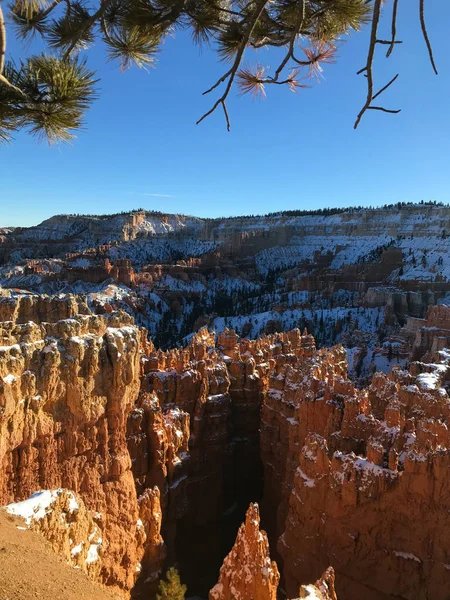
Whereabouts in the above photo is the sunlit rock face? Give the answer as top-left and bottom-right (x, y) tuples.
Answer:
(1, 291), (449, 600)
(6, 488), (104, 579)
(209, 503), (338, 600)
(258, 320), (450, 600)
(0, 293), (157, 592)
(209, 503), (280, 600)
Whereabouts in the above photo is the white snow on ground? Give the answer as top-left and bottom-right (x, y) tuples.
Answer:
(416, 371), (440, 390)
(213, 306), (383, 341)
(5, 489), (78, 524)
(393, 236), (450, 281)
(108, 237), (216, 267)
(300, 585), (322, 599)
(69, 258), (91, 268)
(206, 275), (260, 296)
(154, 275), (206, 293)
(86, 539), (102, 563)
(15, 213), (203, 243)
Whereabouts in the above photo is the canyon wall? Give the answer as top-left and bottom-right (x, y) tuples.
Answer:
(1, 291), (449, 600)
(0, 293), (162, 592)
(261, 308), (450, 600)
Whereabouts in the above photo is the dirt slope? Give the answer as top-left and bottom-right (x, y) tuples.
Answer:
(0, 511), (123, 600)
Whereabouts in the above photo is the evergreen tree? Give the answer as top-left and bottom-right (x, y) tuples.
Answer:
(156, 568), (187, 600)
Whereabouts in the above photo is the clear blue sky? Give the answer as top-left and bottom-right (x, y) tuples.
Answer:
(0, 2), (449, 227)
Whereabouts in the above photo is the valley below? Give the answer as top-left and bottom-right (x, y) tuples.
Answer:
(0, 203), (449, 600)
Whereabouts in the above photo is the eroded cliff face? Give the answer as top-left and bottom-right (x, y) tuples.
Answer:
(260, 311), (450, 600)
(0, 293), (159, 592)
(1, 291), (449, 600)
(6, 488), (104, 579)
(209, 502), (337, 600)
(131, 328), (306, 594)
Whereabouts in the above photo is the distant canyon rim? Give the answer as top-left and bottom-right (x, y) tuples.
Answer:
(0, 202), (449, 600)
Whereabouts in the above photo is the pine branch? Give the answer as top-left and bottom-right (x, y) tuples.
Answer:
(386, 0), (399, 57)
(197, 0), (270, 130)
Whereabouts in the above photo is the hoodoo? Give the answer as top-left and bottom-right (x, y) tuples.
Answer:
(1, 205), (450, 599)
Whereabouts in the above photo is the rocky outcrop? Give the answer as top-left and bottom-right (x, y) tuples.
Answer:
(260, 334), (450, 599)
(6, 488), (104, 579)
(298, 568), (337, 600)
(1, 290), (450, 600)
(131, 327), (314, 596)
(0, 294), (159, 592)
(210, 502), (338, 600)
(209, 503), (279, 600)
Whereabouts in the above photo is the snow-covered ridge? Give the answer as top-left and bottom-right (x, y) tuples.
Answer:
(15, 211), (203, 243)
(10, 204), (450, 244)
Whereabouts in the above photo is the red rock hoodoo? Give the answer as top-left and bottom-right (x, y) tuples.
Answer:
(0, 292), (449, 600)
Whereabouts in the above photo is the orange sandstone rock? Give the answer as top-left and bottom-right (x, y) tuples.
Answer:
(209, 503), (279, 600)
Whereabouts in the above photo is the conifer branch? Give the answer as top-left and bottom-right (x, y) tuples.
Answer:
(197, 0), (270, 130)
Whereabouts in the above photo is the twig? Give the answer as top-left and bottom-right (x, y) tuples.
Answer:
(386, 0), (399, 57)
(354, 0), (400, 129)
(354, 0), (382, 129)
(0, 5), (6, 74)
(372, 73), (399, 101)
(197, 0), (270, 130)
(419, 0), (438, 74)
(376, 40), (402, 46)
(368, 106), (401, 114)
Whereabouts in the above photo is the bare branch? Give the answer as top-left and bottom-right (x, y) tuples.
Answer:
(354, 0), (400, 129)
(271, 0), (305, 82)
(221, 100), (230, 131)
(372, 73), (399, 101)
(202, 67), (234, 96)
(368, 106), (401, 114)
(376, 40), (402, 46)
(0, 4), (6, 74)
(419, 0), (438, 75)
(386, 0), (399, 57)
(354, 0), (382, 129)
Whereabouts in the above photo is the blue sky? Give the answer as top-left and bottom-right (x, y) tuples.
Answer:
(0, 1), (449, 226)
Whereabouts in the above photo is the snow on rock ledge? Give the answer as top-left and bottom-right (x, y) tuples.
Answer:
(4, 488), (104, 579)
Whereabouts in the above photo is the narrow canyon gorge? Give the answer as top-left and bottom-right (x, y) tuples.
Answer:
(1, 290), (449, 599)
